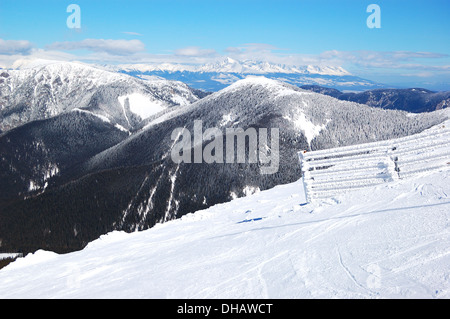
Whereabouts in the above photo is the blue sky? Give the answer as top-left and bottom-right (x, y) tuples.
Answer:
(0, 0), (449, 89)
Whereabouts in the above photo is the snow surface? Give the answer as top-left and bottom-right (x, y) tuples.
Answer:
(0, 164), (449, 298)
(118, 93), (166, 120)
(72, 108), (111, 123)
(283, 112), (328, 146)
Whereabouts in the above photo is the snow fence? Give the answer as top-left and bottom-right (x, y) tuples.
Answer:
(299, 122), (450, 202)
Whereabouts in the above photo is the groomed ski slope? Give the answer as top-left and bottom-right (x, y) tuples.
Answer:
(0, 125), (449, 299)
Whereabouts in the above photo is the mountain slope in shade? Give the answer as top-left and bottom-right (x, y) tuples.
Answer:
(0, 110), (129, 203)
(0, 77), (446, 255)
(0, 61), (203, 132)
(0, 163), (448, 298)
(301, 85), (450, 113)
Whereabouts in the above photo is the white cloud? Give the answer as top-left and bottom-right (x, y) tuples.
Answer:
(225, 43), (283, 53)
(47, 39), (146, 56)
(0, 39), (33, 55)
(400, 71), (435, 78)
(317, 50), (450, 71)
(175, 46), (217, 57)
(121, 32), (143, 36)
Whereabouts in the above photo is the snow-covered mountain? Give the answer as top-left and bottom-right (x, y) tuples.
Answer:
(1, 131), (448, 298)
(0, 60), (203, 132)
(116, 57), (351, 75)
(112, 57), (384, 92)
(1, 77), (446, 255)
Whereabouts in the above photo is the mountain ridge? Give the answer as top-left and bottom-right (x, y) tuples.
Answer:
(109, 58), (384, 92)
(113, 57), (351, 76)
(0, 61), (203, 132)
(301, 85), (450, 113)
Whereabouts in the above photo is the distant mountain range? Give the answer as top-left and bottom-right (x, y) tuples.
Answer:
(108, 57), (450, 113)
(110, 57), (386, 92)
(114, 57), (351, 75)
(300, 85), (450, 113)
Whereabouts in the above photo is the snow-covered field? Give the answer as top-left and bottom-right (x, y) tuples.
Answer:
(0, 162), (449, 298)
